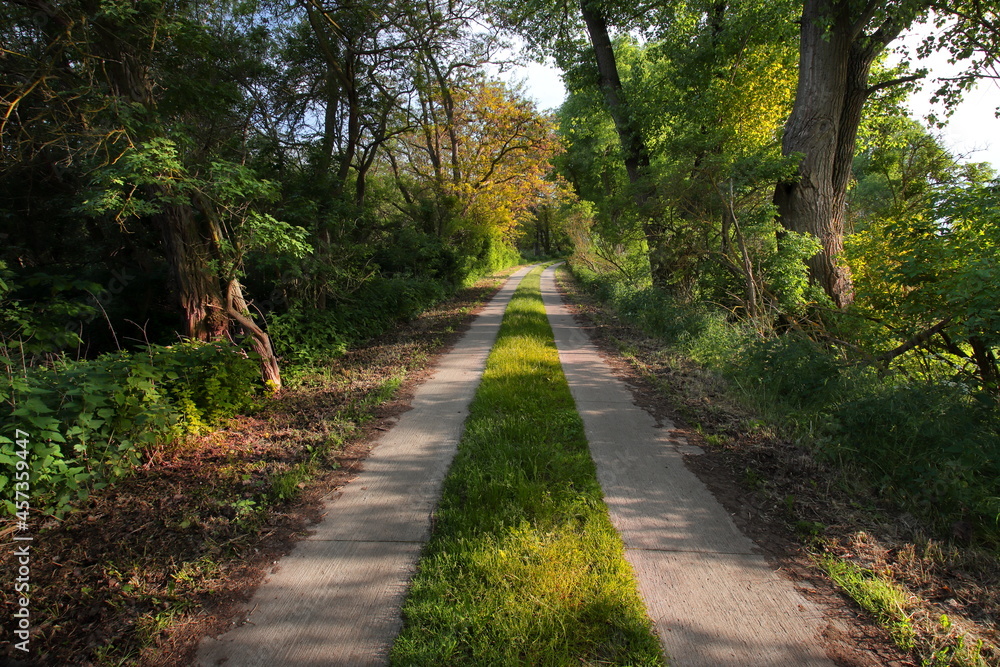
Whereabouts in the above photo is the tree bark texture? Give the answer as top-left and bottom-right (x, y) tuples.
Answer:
(157, 198), (229, 341)
(775, 0), (911, 308)
(228, 280), (282, 390)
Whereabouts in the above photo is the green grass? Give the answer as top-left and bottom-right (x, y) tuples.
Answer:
(390, 267), (664, 666)
(819, 554), (917, 651)
(820, 554), (995, 666)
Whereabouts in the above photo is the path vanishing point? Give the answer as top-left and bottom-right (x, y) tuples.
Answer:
(194, 264), (836, 666)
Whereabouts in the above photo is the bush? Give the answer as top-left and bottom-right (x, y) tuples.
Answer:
(270, 275), (450, 368)
(827, 384), (1000, 536)
(569, 262), (748, 367)
(736, 335), (843, 410)
(568, 261), (1000, 544)
(0, 340), (259, 517)
(460, 229), (522, 284)
(373, 228), (464, 286)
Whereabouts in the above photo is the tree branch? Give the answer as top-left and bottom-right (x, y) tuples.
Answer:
(866, 72), (926, 96)
(850, 0), (884, 40)
(876, 317), (953, 364)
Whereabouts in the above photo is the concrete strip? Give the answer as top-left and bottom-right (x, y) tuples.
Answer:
(541, 265), (834, 667)
(194, 266), (535, 667)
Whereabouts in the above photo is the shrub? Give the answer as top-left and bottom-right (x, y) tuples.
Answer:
(569, 262), (749, 366)
(460, 229), (522, 284)
(827, 384), (1000, 536)
(373, 228), (464, 286)
(0, 341), (259, 517)
(270, 276), (450, 368)
(736, 335), (843, 410)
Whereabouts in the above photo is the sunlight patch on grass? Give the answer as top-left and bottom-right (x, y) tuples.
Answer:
(391, 267), (663, 666)
(820, 553), (916, 650)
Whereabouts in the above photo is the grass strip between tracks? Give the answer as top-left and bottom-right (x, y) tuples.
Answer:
(391, 266), (664, 666)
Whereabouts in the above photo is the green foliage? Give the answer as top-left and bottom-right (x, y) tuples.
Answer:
(374, 228), (463, 285)
(820, 554), (917, 651)
(0, 341), (259, 517)
(0, 263), (100, 361)
(270, 276), (450, 369)
(740, 335), (843, 411)
(847, 122), (1000, 392)
(459, 228), (523, 284)
(77, 137), (190, 221)
(571, 262), (746, 368)
(269, 308), (351, 368)
(764, 231), (824, 315)
(826, 385), (1000, 535)
(267, 224), (521, 375)
(570, 264), (1000, 545)
(556, 14), (802, 311)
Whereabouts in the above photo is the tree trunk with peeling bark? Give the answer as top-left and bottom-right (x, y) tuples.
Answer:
(91, 4), (280, 386)
(227, 280), (282, 390)
(156, 198), (230, 340)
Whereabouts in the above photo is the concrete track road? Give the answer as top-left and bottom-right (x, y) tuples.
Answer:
(195, 263), (836, 666)
(194, 266), (534, 666)
(541, 264), (833, 667)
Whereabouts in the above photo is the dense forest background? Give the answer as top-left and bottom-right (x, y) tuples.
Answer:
(2, 0), (999, 544)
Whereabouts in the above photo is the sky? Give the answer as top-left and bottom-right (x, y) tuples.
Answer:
(892, 24), (1000, 169)
(506, 59), (567, 113)
(503, 26), (1000, 170)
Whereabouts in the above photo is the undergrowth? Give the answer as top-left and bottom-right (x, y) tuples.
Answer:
(820, 554), (918, 651)
(391, 267), (663, 666)
(570, 263), (1000, 548)
(0, 340), (260, 518)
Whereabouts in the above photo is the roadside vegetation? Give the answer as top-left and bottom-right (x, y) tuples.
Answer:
(524, 3), (1000, 663)
(0, 273), (512, 666)
(391, 266), (663, 666)
(1, 0), (568, 521)
(4, 0), (1000, 665)
(558, 266), (999, 667)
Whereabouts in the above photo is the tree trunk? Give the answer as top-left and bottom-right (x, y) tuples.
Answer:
(775, 0), (913, 308)
(227, 279), (282, 391)
(156, 196), (229, 340)
(578, 0), (668, 288)
(774, 0), (854, 307)
(91, 9), (232, 341)
(970, 336), (999, 395)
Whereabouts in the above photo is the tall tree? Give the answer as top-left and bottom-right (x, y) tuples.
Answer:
(774, 0), (927, 308)
(577, 0), (671, 286)
(482, 0), (676, 285)
(391, 76), (565, 244)
(1, 0), (288, 386)
(773, 0), (1000, 308)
